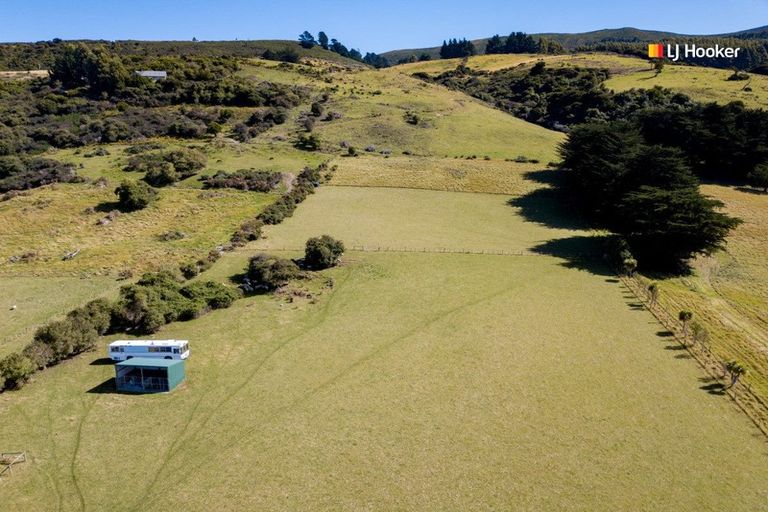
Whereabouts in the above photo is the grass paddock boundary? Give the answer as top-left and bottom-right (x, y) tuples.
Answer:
(256, 246), (539, 256)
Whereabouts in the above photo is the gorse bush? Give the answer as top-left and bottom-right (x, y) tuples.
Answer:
(114, 179), (158, 211)
(230, 218), (264, 246)
(180, 280), (240, 310)
(0, 156), (79, 192)
(203, 169), (283, 192)
(126, 147), (207, 187)
(248, 253), (301, 289)
(304, 235), (345, 269)
(112, 271), (240, 333)
(0, 353), (36, 390)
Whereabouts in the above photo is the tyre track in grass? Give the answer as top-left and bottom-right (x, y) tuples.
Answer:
(127, 328), (241, 512)
(69, 395), (98, 512)
(139, 273), (520, 508)
(131, 266), (353, 510)
(43, 394), (65, 512)
(218, 278), (518, 452)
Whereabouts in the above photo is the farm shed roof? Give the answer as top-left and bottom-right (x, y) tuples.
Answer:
(115, 358), (183, 368)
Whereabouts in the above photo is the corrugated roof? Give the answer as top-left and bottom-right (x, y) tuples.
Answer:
(116, 358), (184, 368)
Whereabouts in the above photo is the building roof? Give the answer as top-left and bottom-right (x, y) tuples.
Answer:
(109, 339), (188, 347)
(116, 358), (184, 368)
(135, 70), (167, 78)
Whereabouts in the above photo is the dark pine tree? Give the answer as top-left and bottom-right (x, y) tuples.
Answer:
(485, 35), (504, 54)
(318, 31), (329, 50)
(299, 31), (316, 49)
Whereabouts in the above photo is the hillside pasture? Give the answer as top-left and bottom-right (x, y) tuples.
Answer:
(0, 276), (119, 358)
(392, 52), (651, 76)
(52, 140), (325, 188)
(313, 70), (563, 161)
(393, 52), (768, 108)
(0, 183), (272, 276)
(605, 63), (768, 108)
(330, 155), (547, 194)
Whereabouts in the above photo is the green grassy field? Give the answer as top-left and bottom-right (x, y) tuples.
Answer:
(0, 276), (120, 358)
(254, 185), (583, 253)
(2, 186), (768, 510)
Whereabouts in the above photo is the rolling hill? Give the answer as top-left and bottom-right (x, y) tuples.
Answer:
(2, 39), (768, 511)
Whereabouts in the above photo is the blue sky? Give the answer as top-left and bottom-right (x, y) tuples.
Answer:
(3, 0), (768, 53)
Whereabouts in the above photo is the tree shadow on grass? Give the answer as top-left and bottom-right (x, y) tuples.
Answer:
(734, 186), (767, 196)
(94, 200), (124, 213)
(508, 187), (587, 231)
(521, 169), (563, 187)
(529, 236), (614, 277)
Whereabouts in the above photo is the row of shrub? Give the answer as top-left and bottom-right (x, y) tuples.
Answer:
(179, 162), (332, 286)
(202, 169), (283, 192)
(0, 271), (239, 392)
(257, 164), (323, 224)
(226, 163), (328, 249)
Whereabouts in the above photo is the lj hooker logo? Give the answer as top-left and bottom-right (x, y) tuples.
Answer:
(648, 43), (741, 62)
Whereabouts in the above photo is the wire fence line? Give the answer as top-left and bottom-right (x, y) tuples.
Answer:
(620, 273), (768, 439)
(261, 245), (539, 256)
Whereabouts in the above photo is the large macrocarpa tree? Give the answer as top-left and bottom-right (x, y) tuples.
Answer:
(559, 122), (742, 271)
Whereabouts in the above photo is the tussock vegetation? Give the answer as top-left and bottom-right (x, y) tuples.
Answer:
(0, 184), (271, 275)
(331, 155), (546, 194)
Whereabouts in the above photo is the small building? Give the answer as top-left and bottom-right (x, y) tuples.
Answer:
(135, 70), (167, 81)
(115, 358), (185, 393)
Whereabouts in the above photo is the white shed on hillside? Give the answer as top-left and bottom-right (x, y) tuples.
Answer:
(135, 70), (167, 81)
